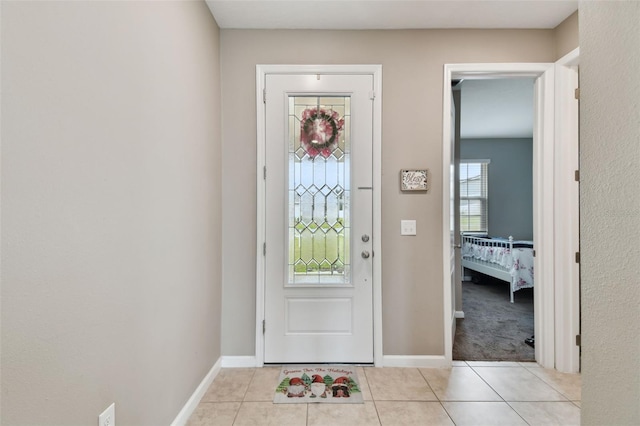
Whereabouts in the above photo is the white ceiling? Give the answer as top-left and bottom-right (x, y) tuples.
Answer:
(459, 79), (534, 139)
(206, 0), (577, 30)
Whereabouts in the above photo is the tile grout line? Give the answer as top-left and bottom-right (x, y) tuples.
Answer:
(467, 364), (508, 404)
(525, 368), (581, 401)
(472, 364), (573, 403)
(442, 365), (532, 426)
(504, 400), (533, 426)
(370, 399), (383, 426)
(361, 367), (375, 403)
(371, 366), (448, 426)
(467, 364), (534, 425)
(438, 401), (459, 426)
(230, 401), (242, 426)
(419, 364), (498, 426)
(416, 367), (439, 401)
(504, 400), (584, 426)
(518, 366), (573, 402)
(416, 364), (458, 423)
(362, 367), (383, 425)
(241, 368), (258, 402)
(233, 368), (258, 426)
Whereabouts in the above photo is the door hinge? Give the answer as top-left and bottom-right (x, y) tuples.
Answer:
(576, 334), (581, 346)
(575, 170), (580, 182)
(262, 320), (266, 334)
(263, 242), (266, 256)
(263, 88), (266, 104)
(369, 91), (376, 100)
(533, 250), (536, 257)
(575, 252), (580, 263)
(574, 87), (580, 100)
(263, 166), (267, 180)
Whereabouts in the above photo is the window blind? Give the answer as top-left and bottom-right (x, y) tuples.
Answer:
(460, 161), (489, 233)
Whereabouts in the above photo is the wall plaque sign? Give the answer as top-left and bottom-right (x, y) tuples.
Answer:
(400, 169), (428, 191)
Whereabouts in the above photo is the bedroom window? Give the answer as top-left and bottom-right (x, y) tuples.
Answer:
(460, 160), (489, 233)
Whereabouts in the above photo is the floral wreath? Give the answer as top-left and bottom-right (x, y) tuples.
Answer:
(300, 107), (345, 158)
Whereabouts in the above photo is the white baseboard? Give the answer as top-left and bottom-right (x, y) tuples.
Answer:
(171, 357), (222, 426)
(222, 355), (258, 368)
(382, 355), (449, 368)
(455, 310), (465, 319)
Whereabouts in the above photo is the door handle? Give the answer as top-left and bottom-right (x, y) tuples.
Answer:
(361, 251), (371, 259)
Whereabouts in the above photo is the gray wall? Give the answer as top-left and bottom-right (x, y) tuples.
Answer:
(579, 1), (640, 424)
(1, 2), (222, 424)
(460, 138), (533, 240)
(220, 29), (557, 357)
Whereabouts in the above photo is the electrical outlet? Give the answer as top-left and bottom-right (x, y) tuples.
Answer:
(98, 403), (115, 426)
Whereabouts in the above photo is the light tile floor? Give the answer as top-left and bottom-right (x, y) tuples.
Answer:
(187, 362), (581, 426)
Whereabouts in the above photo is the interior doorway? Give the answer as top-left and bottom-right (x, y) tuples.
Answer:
(442, 58), (581, 372)
(452, 78), (536, 361)
(443, 63), (556, 369)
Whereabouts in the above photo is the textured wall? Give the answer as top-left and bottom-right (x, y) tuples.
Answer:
(579, 2), (640, 425)
(220, 29), (556, 357)
(460, 138), (533, 240)
(1, 2), (222, 424)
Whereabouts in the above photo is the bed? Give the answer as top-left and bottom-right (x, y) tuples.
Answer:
(461, 234), (534, 303)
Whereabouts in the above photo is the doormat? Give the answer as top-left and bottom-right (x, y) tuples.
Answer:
(273, 365), (364, 404)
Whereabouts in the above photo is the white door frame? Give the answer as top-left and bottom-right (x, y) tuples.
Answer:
(255, 64), (383, 367)
(554, 48), (581, 373)
(442, 63), (556, 369)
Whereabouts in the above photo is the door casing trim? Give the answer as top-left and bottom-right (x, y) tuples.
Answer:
(255, 64), (383, 366)
(554, 48), (581, 373)
(442, 63), (556, 368)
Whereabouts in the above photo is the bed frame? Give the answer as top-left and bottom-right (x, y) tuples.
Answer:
(461, 234), (517, 302)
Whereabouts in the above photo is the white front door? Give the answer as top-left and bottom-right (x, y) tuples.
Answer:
(264, 74), (374, 363)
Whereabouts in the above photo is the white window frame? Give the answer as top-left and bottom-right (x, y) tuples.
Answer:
(459, 159), (490, 235)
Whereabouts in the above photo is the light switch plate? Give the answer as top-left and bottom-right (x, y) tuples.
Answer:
(401, 220), (417, 236)
(99, 403), (115, 426)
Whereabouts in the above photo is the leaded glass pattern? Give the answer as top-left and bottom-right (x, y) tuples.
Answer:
(288, 96), (350, 284)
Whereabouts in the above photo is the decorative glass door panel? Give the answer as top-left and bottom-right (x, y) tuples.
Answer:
(288, 96), (351, 285)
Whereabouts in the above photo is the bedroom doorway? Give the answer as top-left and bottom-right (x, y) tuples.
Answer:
(442, 58), (581, 372)
(454, 78), (536, 362)
(443, 63), (556, 369)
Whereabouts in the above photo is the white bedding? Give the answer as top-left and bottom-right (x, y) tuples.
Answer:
(462, 239), (534, 293)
